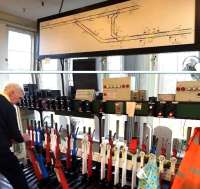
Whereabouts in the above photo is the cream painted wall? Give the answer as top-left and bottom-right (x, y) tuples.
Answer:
(0, 11), (36, 31)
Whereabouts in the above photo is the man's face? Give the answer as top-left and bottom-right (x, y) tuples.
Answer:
(10, 90), (24, 105)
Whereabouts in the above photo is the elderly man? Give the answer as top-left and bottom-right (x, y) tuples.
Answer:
(0, 83), (30, 189)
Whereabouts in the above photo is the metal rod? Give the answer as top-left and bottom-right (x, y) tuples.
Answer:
(60, 58), (65, 96)
(0, 70), (200, 74)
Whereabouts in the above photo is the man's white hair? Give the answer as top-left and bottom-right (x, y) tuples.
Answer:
(3, 83), (24, 95)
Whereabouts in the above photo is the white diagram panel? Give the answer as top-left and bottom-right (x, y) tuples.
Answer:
(39, 0), (195, 56)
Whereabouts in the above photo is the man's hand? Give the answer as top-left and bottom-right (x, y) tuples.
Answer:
(22, 133), (31, 142)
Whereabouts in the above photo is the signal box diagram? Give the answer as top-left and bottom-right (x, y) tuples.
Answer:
(39, 0), (195, 57)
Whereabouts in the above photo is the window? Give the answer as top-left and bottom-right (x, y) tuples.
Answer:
(8, 29), (34, 86)
(39, 59), (60, 90)
(157, 52), (199, 94)
(107, 56), (126, 78)
(153, 51), (200, 143)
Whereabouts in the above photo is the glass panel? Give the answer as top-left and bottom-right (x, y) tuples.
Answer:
(40, 59), (59, 90)
(8, 30), (33, 85)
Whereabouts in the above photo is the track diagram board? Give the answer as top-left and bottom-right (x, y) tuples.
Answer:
(39, 0), (195, 57)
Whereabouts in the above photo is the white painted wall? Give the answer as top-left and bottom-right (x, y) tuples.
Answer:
(0, 22), (8, 90)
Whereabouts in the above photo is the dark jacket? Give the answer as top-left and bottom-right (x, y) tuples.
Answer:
(0, 94), (24, 151)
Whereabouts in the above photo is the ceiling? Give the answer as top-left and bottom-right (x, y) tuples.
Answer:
(0, 0), (105, 21)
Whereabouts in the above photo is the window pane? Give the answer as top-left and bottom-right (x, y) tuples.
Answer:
(40, 59), (59, 90)
(8, 31), (31, 52)
(8, 30), (33, 85)
(8, 51), (31, 70)
(107, 56), (126, 78)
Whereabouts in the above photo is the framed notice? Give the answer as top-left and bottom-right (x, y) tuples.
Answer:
(38, 0), (198, 58)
